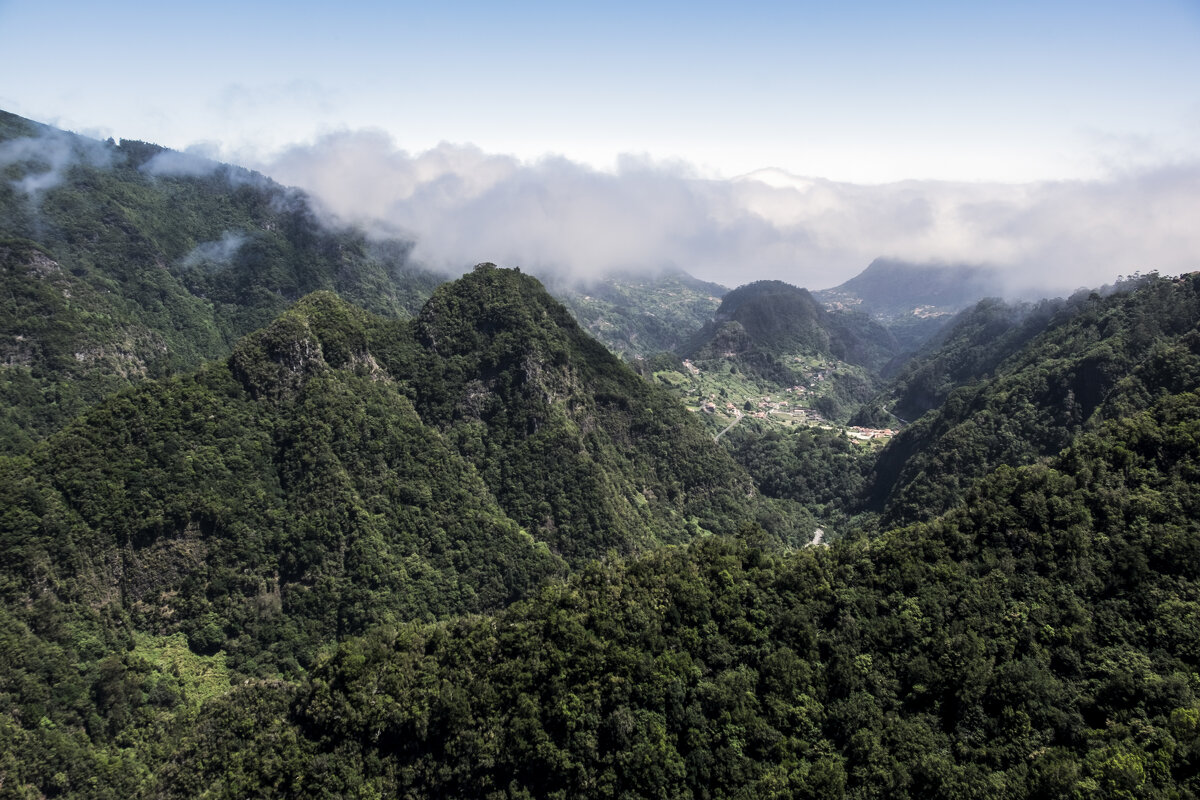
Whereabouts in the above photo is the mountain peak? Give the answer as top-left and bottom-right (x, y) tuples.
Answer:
(816, 258), (1006, 319)
(416, 262), (596, 362)
(687, 279), (832, 360)
(230, 291), (388, 401)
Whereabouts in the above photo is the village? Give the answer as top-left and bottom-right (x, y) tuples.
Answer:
(677, 359), (897, 444)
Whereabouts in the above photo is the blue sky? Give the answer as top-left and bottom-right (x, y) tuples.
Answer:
(3, 0), (1197, 181)
(1, 0), (1198, 288)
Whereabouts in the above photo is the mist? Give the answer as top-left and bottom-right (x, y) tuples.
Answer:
(139, 145), (273, 195)
(180, 231), (248, 271)
(0, 128), (113, 199)
(255, 130), (1200, 295)
(140, 147), (223, 178)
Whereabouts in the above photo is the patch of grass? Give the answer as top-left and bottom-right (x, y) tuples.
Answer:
(130, 632), (232, 707)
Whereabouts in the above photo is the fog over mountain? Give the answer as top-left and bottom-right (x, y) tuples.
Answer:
(3, 117), (1194, 296)
(253, 129), (1200, 292)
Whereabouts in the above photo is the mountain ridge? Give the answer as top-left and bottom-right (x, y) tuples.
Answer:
(0, 108), (442, 454)
(816, 257), (1007, 319)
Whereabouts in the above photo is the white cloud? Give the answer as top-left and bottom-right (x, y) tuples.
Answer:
(254, 130), (1200, 294)
(179, 231), (249, 271)
(140, 144), (270, 193)
(140, 147), (222, 178)
(0, 128), (113, 197)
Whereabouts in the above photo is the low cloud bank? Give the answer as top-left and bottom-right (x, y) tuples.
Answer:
(256, 131), (1200, 294)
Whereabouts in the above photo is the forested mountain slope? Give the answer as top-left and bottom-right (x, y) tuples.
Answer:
(547, 270), (726, 358)
(0, 110), (439, 453)
(0, 267), (766, 674)
(2, 109), (1198, 799)
(0, 292), (562, 677)
(64, 377), (1199, 799)
(685, 280), (897, 372)
(868, 273), (1200, 524)
(408, 265), (767, 558)
(851, 295), (1071, 428)
(2, 268), (1198, 798)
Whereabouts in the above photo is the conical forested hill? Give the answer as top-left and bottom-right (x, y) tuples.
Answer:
(684, 280), (887, 368)
(680, 279), (898, 420)
(410, 264), (767, 559)
(0, 268), (770, 678)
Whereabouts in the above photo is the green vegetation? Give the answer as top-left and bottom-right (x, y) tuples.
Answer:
(868, 273), (1200, 524)
(0, 267), (774, 672)
(129, 633), (231, 708)
(675, 280), (898, 425)
(853, 295), (1071, 427)
(11, 374), (1196, 797)
(0, 110), (440, 454)
(722, 423), (874, 517)
(2, 112), (1199, 799)
(549, 270), (726, 358)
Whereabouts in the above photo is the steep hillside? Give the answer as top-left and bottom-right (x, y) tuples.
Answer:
(0, 268), (771, 674)
(1, 292), (563, 676)
(40, 374), (1198, 800)
(547, 270), (726, 358)
(0, 110), (440, 452)
(3, 108), (1198, 800)
(850, 295), (1071, 427)
(868, 273), (1200, 523)
(410, 265), (769, 558)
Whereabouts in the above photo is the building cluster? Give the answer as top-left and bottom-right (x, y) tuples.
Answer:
(846, 425), (895, 440)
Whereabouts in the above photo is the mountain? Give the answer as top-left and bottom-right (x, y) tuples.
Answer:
(691, 280), (840, 356)
(0, 266), (773, 669)
(850, 295), (1071, 428)
(867, 272), (1200, 523)
(0, 291), (560, 674)
(407, 264), (768, 558)
(3, 109), (1200, 799)
(686, 280), (899, 370)
(817, 258), (1007, 319)
(545, 269), (726, 358)
(0, 109), (441, 453)
(816, 259), (1008, 354)
(678, 280), (898, 420)
(111, 367), (1200, 799)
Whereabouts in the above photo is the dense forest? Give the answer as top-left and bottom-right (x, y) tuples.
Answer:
(1, 111), (1198, 798)
(0, 109), (442, 454)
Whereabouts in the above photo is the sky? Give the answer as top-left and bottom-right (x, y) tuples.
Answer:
(1, 0), (1198, 290)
